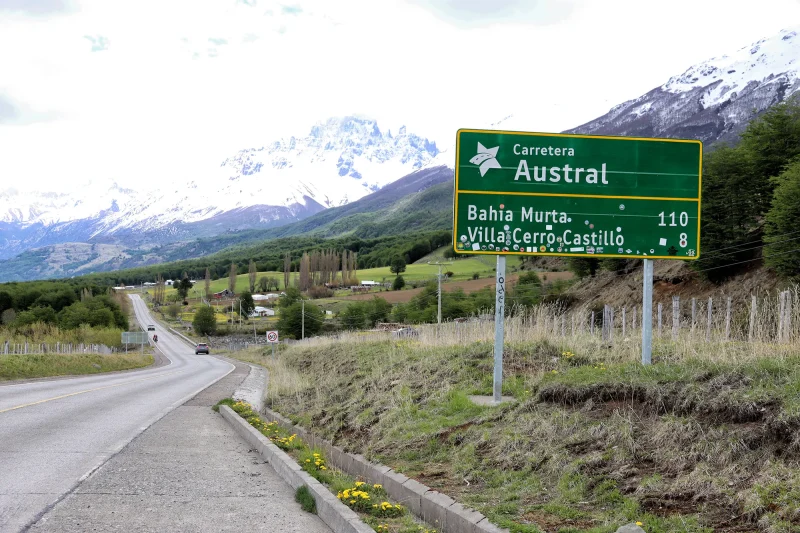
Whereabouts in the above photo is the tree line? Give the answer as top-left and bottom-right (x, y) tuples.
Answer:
(0, 281), (128, 331)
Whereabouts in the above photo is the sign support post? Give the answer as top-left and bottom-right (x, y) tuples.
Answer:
(493, 255), (506, 403)
(642, 259), (653, 365)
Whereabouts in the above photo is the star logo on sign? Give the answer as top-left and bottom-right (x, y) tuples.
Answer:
(469, 142), (501, 177)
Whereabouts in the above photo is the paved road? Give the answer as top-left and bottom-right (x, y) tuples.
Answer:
(28, 358), (332, 533)
(0, 295), (234, 532)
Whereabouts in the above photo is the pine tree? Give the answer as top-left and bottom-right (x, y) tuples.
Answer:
(764, 159), (800, 280)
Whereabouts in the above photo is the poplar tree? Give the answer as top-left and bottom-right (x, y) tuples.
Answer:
(229, 263), (237, 294)
(248, 259), (257, 292)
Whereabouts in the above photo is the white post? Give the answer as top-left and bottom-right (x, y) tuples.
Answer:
(749, 294), (757, 342)
(493, 255), (506, 403)
(706, 297), (713, 342)
(778, 291), (786, 343)
(302, 299), (305, 340)
(691, 298), (697, 336)
(642, 259), (653, 365)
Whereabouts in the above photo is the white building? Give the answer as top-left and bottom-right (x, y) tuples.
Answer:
(250, 306), (275, 318)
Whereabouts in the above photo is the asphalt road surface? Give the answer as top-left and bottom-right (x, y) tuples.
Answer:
(0, 295), (234, 532)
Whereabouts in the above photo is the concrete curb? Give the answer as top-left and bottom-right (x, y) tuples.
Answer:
(220, 405), (374, 533)
(258, 406), (509, 533)
(231, 363), (266, 414)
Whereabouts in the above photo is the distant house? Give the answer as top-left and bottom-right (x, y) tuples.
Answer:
(361, 281), (379, 286)
(212, 289), (235, 299)
(143, 282), (156, 286)
(253, 293), (280, 301)
(250, 306), (275, 318)
(165, 279), (174, 286)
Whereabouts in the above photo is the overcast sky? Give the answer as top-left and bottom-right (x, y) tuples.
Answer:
(1, 0), (799, 192)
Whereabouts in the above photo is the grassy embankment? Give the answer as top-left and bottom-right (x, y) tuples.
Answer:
(228, 307), (800, 533)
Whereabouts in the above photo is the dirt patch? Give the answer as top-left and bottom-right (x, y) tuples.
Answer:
(337, 271), (574, 304)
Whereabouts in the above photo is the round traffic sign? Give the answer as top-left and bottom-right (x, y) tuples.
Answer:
(267, 331), (278, 343)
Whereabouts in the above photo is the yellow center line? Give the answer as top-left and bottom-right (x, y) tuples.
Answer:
(0, 370), (184, 415)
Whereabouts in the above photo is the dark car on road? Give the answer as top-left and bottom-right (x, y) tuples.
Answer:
(147, 324), (156, 331)
(195, 343), (209, 355)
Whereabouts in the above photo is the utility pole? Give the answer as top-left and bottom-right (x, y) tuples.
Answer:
(301, 300), (305, 340)
(428, 261), (452, 324)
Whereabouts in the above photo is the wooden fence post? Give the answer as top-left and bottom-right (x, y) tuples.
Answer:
(725, 297), (732, 341)
(778, 291), (786, 342)
(787, 290), (793, 341)
(706, 297), (713, 342)
(622, 307), (627, 337)
(749, 295), (757, 342)
(591, 311), (595, 336)
(672, 296), (680, 340)
(691, 297), (697, 336)
(633, 306), (637, 332)
(657, 303), (663, 337)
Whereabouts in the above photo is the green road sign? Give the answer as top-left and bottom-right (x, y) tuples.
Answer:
(122, 331), (148, 344)
(454, 129), (702, 260)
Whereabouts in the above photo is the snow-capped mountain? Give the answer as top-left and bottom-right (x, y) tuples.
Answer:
(563, 27), (800, 142)
(0, 116), (439, 260)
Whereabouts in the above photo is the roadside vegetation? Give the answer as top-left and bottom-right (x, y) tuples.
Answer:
(215, 398), (437, 533)
(230, 308), (800, 533)
(0, 350), (153, 381)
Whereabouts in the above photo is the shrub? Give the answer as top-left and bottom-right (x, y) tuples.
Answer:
(472, 272), (480, 280)
(392, 275), (405, 291)
(193, 305), (217, 335)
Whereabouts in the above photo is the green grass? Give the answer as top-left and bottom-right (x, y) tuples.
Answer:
(295, 486), (317, 514)
(245, 336), (800, 533)
(0, 352), (153, 381)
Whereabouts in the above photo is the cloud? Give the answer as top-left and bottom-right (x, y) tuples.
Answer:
(83, 34), (109, 52)
(404, 0), (576, 28)
(208, 37), (228, 46)
(0, 94), (19, 123)
(280, 4), (302, 15)
(0, 93), (58, 125)
(0, 0), (75, 16)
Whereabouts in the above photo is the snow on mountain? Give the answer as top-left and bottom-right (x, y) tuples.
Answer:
(662, 28), (799, 108)
(563, 27), (800, 142)
(0, 116), (439, 256)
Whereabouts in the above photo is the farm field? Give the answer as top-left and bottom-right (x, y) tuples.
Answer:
(313, 270), (574, 308)
(167, 256), (526, 296)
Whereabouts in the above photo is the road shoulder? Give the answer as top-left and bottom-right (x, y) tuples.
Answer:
(28, 359), (331, 533)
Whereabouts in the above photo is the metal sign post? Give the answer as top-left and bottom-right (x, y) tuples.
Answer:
(642, 259), (654, 364)
(493, 256), (506, 403)
(266, 330), (279, 359)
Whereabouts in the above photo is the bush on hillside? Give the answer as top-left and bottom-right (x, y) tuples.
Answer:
(193, 306), (217, 335)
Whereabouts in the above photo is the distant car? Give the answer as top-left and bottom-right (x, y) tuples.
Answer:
(147, 325), (156, 331)
(195, 343), (209, 355)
